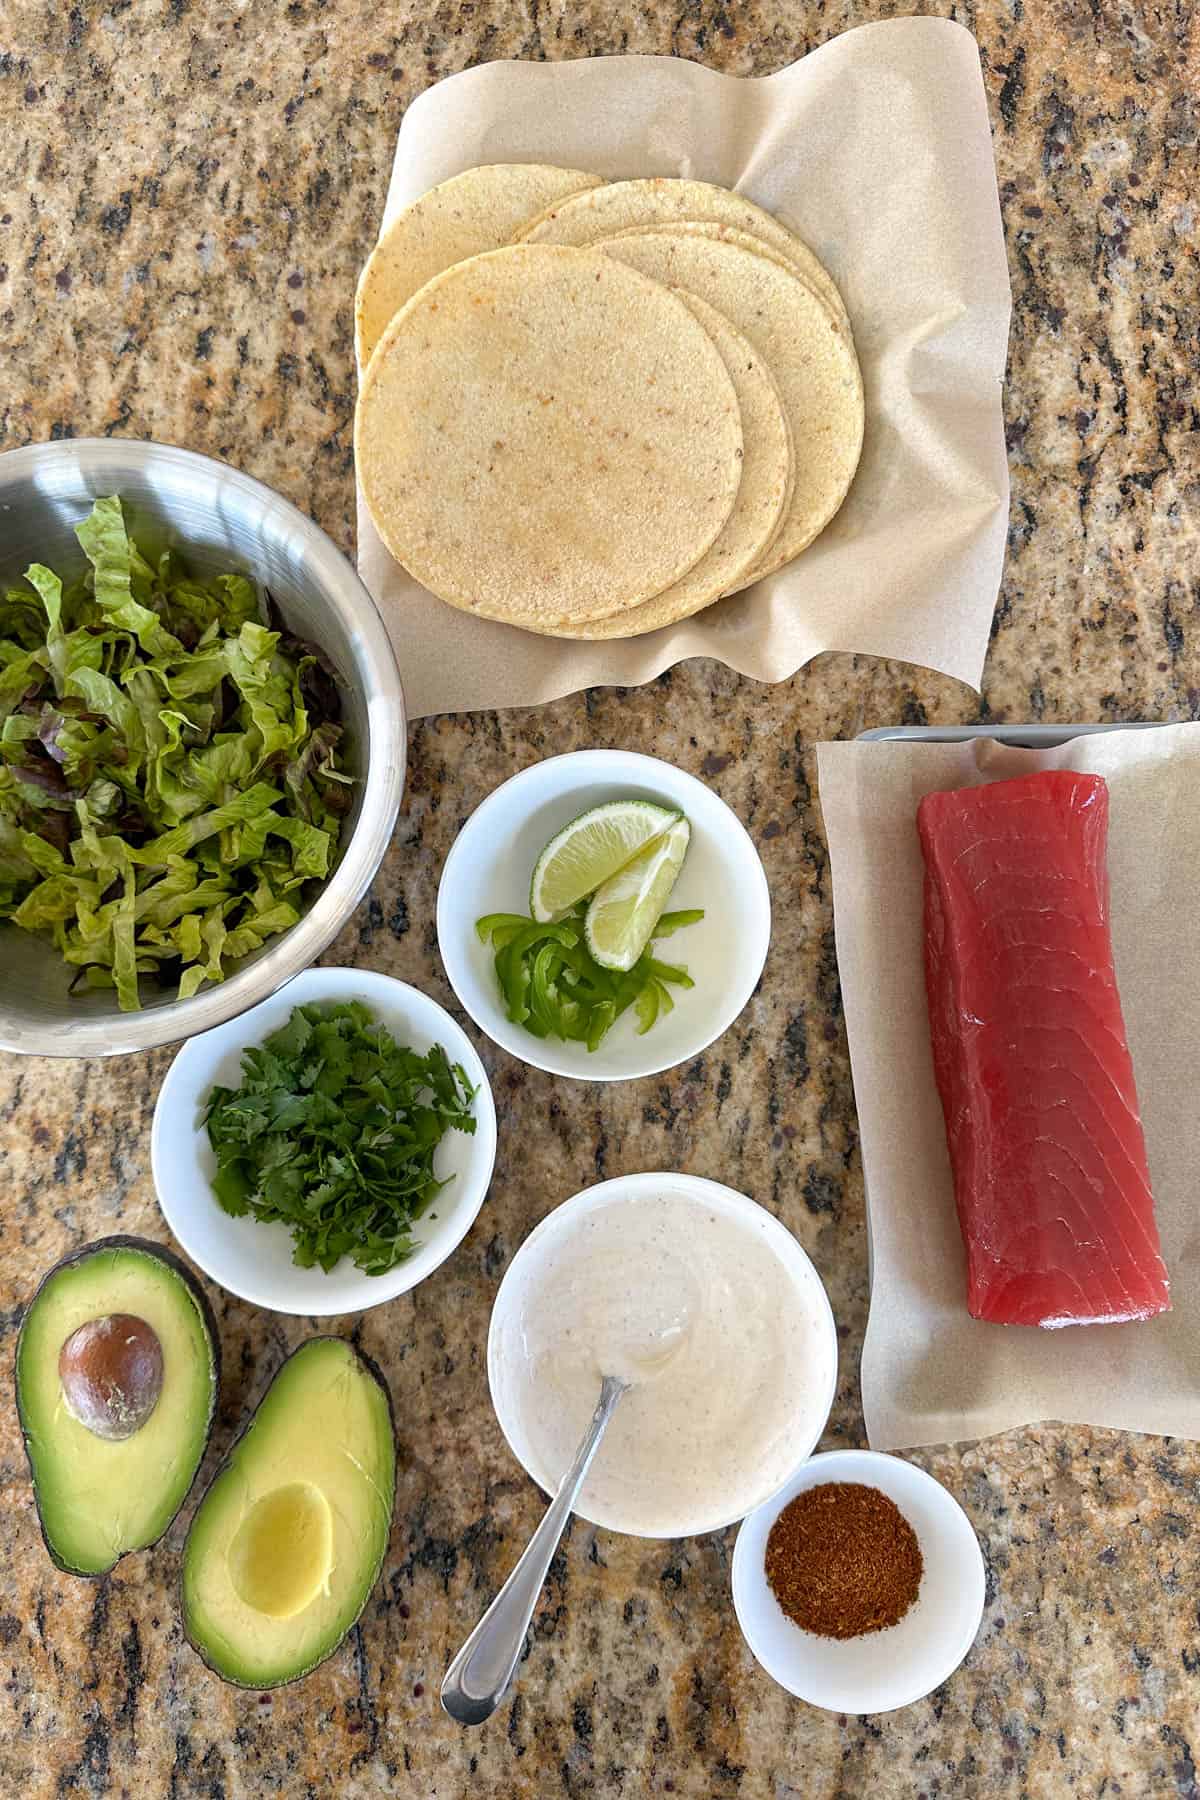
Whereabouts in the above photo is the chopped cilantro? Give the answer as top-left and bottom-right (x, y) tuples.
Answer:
(203, 1000), (478, 1276)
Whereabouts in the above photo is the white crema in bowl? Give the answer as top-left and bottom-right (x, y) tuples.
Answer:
(489, 1176), (838, 1539)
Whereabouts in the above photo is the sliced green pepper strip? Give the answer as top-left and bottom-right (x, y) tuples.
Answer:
(652, 909), (705, 938)
(496, 937), (532, 1024)
(475, 911), (532, 942)
(491, 919), (577, 1024)
(557, 997), (589, 1041)
(634, 982), (659, 1036)
(476, 906), (697, 1052)
(530, 941), (567, 1036)
(558, 942), (617, 1002)
(585, 1000), (616, 1053)
(481, 917), (577, 978)
(503, 920), (578, 959)
(485, 922), (527, 952)
(645, 956), (694, 989)
(610, 970), (645, 1021)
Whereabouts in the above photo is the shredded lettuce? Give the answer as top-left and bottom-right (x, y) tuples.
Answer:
(0, 496), (353, 1007)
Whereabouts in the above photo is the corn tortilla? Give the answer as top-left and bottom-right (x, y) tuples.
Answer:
(596, 231), (864, 581)
(521, 177), (849, 330)
(355, 244), (745, 632)
(608, 221), (842, 330)
(355, 163), (603, 369)
(565, 294), (793, 638)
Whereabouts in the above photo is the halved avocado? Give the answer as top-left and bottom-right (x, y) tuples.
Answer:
(182, 1337), (395, 1688)
(15, 1235), (220, 1577)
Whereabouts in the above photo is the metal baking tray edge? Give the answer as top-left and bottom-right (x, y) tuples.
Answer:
(858, 721), (1171, 747)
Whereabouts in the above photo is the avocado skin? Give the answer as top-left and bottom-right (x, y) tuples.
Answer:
(182, 1335), (396, 1689)
(15, 1234), (221, 1579)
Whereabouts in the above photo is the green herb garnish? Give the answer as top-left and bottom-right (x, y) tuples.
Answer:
(203, 1000), (478, 1276)
(475, 906), (704, 1051)
(0, 495), (352, 1008)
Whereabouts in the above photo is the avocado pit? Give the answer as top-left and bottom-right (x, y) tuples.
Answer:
(59, 1313), (164, 1442)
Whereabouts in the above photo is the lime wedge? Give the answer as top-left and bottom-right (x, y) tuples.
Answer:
(530, 800), (681, 922)
(584, 817), (692, 972)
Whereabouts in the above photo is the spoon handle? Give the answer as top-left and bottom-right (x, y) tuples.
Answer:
(441, 1373), (628, 1725)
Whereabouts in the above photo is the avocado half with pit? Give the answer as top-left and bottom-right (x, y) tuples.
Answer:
(183, 1336), (396, 1688)
(15, 1235), (220, 1578)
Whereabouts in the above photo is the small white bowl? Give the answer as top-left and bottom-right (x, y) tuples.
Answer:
(732, 1449), (986, 1713)
(488, 1172), (838, 1538)
(151, 967), (497, 1316)
(437, 750), (771, 1081)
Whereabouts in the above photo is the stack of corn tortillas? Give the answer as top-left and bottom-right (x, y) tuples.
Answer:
(355, 166), (864, 640)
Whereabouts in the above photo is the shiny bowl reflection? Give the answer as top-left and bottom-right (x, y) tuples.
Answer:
(0, 438), (405, 1056)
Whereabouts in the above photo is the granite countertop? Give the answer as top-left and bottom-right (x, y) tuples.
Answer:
(1, 2), (1198, 1795)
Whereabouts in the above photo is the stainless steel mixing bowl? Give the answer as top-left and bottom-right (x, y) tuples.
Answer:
(0, 439), (405, 1056)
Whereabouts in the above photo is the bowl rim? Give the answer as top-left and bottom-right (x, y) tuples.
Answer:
(150, 965), (498, 1315)
(436, 748), (771, 1082)
(0, 437), (405, 1057)
(486, 1171), (839, 1538)
(730, 1446), (987, 1712)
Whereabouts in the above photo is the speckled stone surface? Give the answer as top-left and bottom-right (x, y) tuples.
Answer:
(0, 2), (1198, 1795)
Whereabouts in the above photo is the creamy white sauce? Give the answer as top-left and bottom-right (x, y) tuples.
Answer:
(492, 1186), (834, 1538)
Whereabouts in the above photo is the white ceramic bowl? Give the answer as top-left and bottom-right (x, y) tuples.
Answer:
(436, 750), (771, 1082)
(151, 967), (497, 1316)
(732, 1449), (986, 1712)
(488, 1172), (838, 1538)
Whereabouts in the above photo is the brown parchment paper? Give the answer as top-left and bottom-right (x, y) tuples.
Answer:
(355, 19), (1011, 718)
(817, 724), (1200, 1451)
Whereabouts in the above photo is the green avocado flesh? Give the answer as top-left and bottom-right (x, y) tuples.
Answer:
(183, 1337), (395, 1688)
(16, 1241), (218, 1577)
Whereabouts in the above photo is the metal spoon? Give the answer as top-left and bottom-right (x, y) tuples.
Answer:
(441, 1373), (629, 1725)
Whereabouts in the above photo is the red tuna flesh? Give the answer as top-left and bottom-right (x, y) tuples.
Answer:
(917, 769), (1169, 1328)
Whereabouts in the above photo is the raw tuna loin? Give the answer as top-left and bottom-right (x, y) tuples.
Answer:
(917, 769), (1170, 1329)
